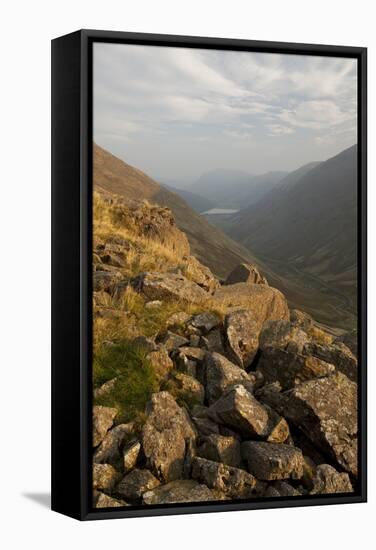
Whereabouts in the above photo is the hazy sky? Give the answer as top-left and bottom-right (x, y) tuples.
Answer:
(94, 43), (357, 181)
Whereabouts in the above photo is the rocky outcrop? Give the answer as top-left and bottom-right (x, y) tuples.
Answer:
(224, 263), (268, 286)
(134, 272), (209, 304)
(142, 392), (196, 482)
(282, 373), (358, 476)
(92, 190), (358, 507)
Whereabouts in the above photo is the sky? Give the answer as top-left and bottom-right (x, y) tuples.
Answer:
(94, 43), (357, 182)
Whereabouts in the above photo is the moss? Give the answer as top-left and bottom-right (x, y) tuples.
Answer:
(93, 341), (159, 424)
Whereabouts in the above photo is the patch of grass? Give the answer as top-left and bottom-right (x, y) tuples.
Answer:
(93, 340), (159, 424)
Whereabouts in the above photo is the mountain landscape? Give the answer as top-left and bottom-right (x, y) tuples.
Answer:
(92, 143), (358, 509)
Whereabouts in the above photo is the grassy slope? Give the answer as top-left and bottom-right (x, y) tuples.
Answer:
(94, 143), (268, 280)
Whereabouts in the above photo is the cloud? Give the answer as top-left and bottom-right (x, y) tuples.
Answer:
(93, 43), (357, 177)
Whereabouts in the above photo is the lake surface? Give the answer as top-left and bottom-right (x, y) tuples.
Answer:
(202, 208), (239, 215)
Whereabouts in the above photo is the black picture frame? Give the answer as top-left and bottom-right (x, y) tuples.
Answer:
(51, 29), (367, 521)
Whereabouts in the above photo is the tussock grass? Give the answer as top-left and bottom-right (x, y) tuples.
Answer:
(93, 340), (159, 424)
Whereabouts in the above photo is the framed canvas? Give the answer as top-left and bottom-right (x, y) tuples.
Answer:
(51, 29), (367, 520)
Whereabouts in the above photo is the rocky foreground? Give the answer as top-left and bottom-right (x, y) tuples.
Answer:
(92, 192), (358, 508)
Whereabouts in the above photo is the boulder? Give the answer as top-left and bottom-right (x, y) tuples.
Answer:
(310, 464), (353, 494)
(142, 392), (196, 482)
(205, 353), (253, 404)
(213, 283), (289, 329)
(142, 480), (225, 504)
(259, 320), (309, 354)
(160, 331), (189, 351)
(241, 441), (304, 481)
(258, 348), (335, 390)
(123, 440), (141, 473)
(166, 311), (192, 328)
(190, 312), (221, 333)
(94, 423), (135, 464)
(174, 352), (197, 378)
(225, 263), (268, 286)
(131, 335), (158, 353)
(197, 434), (241, 467)
(192, 416), (220, 437)
(134, 272), (208, 304)
(145, 300), (163, 309)
(183, 255), (220, 293)
(190, 334), (201, 347)
(191, 457), (259, 498)
(178, 347), (206, 363)
(94, 491), (128, 508)
(93, 464), (120, 491)
(93, 406), (118, 447)
(116, 469), (160, 502)
(200, 329), (224, 354)
(304, 342), (357, 382)
(282, 373), (358, 476)
(208, 385), (269, 438)
(224, 310), (259, 368)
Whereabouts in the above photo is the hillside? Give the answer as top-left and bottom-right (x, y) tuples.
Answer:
(94, 144), (269, 280)
(226, 146), (357, 329)
(189, 169), (287, 209)
(160, 182), (216, 213)
(92, 190), (358, 508)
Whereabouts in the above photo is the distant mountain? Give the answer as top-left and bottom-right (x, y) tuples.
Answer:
(160, 183), (216, 213)
(189, 169), (287, 209)
(226, 146), (357, 329)
(93, 144), (268, 279)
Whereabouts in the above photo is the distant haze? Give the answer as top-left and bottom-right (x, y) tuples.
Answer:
(94, 43), (357, 181)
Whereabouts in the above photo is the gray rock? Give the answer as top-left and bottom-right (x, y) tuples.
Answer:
(123, 440), (141, 473)
(93, 406), (118, 447)
(93, 463), (120, 491)
(259, 320), (309, 354)
(282, 373), (358, 476)
(213, 283), (289, 330)
(205, 352), (252, 405)
(225, 309), (259, 368)
(197, 434), (241, 467)
(304, 342), (357, 382)
(190, 334), (201, 347)
(166, 311), (192, 328)
(264, 481), (302, 497)
(208, 385), (269, 438)
(94, 423), (134, 464)
(93, 491), (128, 508)
(191, 457), (259, 498)
(310, 464), (353, 494)
(290, 309), (314, 332)
(142, 479), (225, 504)
(142, 392), (196, 482)
(146, 348), (173, 381)
(190, 312), (221, 333)
(335, 332), (357, 357)
(93, 270), (123, 293)
(116, 469), (160, 501)
(174, 352), (197, 378)
(258, 348), (335, 390)
(134, 272), (209, 304)
(192, 416), (220, 436)
(200, 329), (224, 354)
(224, 263), (268, 286)
(242, 441), (304, 481)
(161, 331), (190, 351)
(131, 335), (158, 353)
(145, 300), (163, 309)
